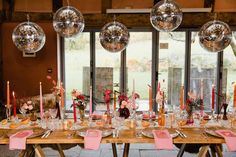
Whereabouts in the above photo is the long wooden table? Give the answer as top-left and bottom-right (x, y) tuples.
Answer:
(0, 127), (232, 157)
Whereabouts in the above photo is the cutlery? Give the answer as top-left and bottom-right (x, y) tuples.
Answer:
(41, 130), (50, 138)
(175, 130), (183, 138)
(45, 130), (53, 138)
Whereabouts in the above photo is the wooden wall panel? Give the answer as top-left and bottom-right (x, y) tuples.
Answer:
(0, 0), (2, 11)
(2, 22), (57, 101)
(63, 0), (102, 14)
(215, 0), (236, 12)
(175, 0), (204, 8)
(112, 0), (153, 9)
(14, 0), (52, 12)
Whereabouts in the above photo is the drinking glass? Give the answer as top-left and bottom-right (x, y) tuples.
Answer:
(49, 108), (58, 119)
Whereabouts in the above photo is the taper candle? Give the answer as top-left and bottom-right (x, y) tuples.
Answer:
(114, 92), (116, 111)
(200, 79), (204, 115)
(89, 86), (92, 116)
(60, 82), (64, 109)
(179, 86), (184, 110)
(40, 82), (43, 119)
(7, 81), (10, 105)
(148, 85), (152, 112)
(73, 100), (77, 122)
(12, 91), (16, 117)
(233, 83), (236, 108)
(212, 84), (215, 110)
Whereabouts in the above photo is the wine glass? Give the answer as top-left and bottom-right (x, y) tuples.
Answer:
(228, 110), (236, 128)
(49, 108), (58, 119)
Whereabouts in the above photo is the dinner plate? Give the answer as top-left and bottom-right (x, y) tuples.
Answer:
(7, 128), (45, 138)
(76, 128), (112, 138)
(141, 129), (178, 139)
(205, 129), (223, 138)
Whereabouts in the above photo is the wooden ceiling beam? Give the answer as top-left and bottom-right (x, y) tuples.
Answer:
(3, 12), (236, 28)
(101, 0), (111, 14)
(52, 0), (62, 13)
(204, 0), (215, 12)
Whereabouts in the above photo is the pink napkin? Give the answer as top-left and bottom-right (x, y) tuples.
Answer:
(215, 130), (236, 151)
(152, 130), (173, 150)
(9, 130), (33, 150)
(84, 129), (102, 150)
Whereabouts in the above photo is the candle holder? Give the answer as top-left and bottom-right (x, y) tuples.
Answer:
(222, 103), (228, 120)
(5, 104), (12, 121)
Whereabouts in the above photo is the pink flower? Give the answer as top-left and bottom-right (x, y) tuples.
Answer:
(22, 103), (28, 110)
(28, 105), (33, 110)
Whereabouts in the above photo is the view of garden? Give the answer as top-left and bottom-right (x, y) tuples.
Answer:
(64, 31), (236, 111)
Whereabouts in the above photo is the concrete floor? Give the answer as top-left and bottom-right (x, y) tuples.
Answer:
(0, 144), (236, 157)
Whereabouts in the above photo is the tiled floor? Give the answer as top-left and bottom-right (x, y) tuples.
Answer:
(1, 144), (236, 157)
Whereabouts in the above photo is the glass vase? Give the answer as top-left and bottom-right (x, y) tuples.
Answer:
(79, 109), (85, 121)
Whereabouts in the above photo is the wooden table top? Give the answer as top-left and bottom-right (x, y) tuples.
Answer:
(0, 127), (231, 145)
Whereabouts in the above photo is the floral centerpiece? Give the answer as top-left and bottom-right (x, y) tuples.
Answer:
(71, 89), (88, 121)
(186, 91), (202, 124)
(19, 100), (37, 121)
(118, 94), (130, 119)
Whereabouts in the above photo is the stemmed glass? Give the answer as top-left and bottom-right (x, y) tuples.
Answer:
(228, 110), (236, 128)
(5, 104), (12, 121)
(49, 108), (58, 119)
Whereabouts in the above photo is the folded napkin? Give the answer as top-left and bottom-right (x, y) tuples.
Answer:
(9, 130), (33, 150)
(152, 130), (173, 150)
(215, 130), (236, 151)
(84, 129), (102, 150)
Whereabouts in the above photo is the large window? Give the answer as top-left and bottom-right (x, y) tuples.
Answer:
(64, 33), (90, 110)
(63, 30), (233, 112)
(95, 33), (121, 110)
(158, 32), (185, 110)
(190, 32), (217, 111)
(223, 32), (236, 110)
(126, 32), (152, 111)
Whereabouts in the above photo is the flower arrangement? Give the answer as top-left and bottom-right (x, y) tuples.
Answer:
(46, 76), (64, 98)
(71, 89), (88, 110)
(118, 94), (130, 119)
(186, 91), (202, 123)
(19, 100), (38, 121)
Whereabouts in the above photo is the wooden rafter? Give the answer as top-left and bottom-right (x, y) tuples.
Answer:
(204, 0), (215, 12)
(101, 0), (111, 14)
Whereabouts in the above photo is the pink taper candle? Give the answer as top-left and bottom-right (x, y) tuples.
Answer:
(40, 82), (43, 119)
(7, 81), (10, 105)
(89, 86), (92, 116)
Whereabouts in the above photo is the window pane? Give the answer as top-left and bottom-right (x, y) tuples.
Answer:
(64, 33), (90, 110)
(190, 32), (217, 111)
(126, 32), (152, 111)
(223, 32), (236, 110)
(95, 33), (121, 110)
(159, 32), (185, 110)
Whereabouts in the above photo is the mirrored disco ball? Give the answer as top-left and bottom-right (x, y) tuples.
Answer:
(150, 0), (182, 32)
(199, 20), (232, 53)
(99, 21), (130, 53)
(12, 22), (46, 53)
(53, 6), (84, 38)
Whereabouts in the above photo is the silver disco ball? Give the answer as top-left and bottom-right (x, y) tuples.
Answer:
(99, 21), (130, 53)
(150, 0), (182, 32)
(12, 22), (46, 53)
(199, 20), (232, 53)
(53, 6), (84, 38)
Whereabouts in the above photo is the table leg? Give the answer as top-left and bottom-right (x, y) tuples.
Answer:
(215, 145), (223, 157)
(18, 150), (27, 157)
(112, 143), (118, 157)
(34, 144), (45, 157)
(198, 145), (209, 157)
(123, 143), (130, 157)
(56, 144), (65, 157)
(177, 144), (186, 157)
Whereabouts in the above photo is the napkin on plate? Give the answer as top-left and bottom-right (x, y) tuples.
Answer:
(215, 130), (236, 151)
(9, 130), (33, 150)
(152, 129), (173, 150)
(84, 129), (102, 150)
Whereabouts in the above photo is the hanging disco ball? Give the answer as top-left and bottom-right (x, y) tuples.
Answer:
(12, 22), (46, 53)
(199, 20), (232, 53)
(150, 0), (182, 32)
(53, 6), (84, 38)
(99, 21), (130, 53)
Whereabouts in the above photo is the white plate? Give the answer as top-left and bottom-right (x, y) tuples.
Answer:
(142, 129), (178, 139)
(76, 128), (112, 138)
